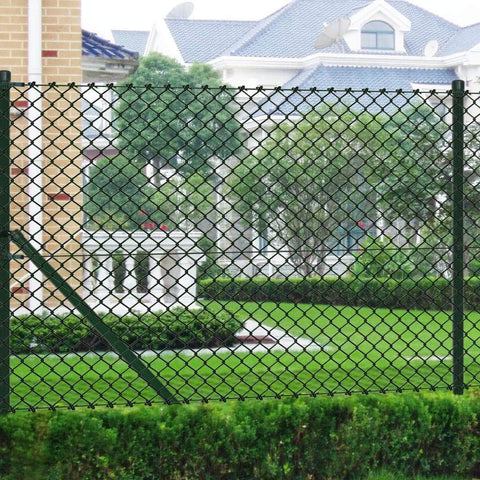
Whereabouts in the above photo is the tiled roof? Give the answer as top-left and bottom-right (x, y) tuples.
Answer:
(256, 66), (458, 116)
(82, 30), (138, 60)
(165, 19), (257, 63)
(112, 30), (151, 56)
(284, 65), (458, 89)
(438, 23), (480, 56)
(165, 0), (461, 60)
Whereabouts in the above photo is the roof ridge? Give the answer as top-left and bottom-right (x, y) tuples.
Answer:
(220, 0), (297, 56)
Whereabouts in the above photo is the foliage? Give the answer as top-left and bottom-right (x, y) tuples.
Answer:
(1, 393), (479, 479)
(134, 251), (149, 293)
(196, 235), (226, 280)
(380, 103), (450, 229)
(83, 154), (215, 230)
(11, 308), (242, 355)
(228, 105), (388, 277)
(199, 275), (480, 311)
(114, 53), (243, 176)
(352, 234), (449, 280)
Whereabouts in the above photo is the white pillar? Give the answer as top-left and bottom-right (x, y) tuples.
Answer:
(27, 0), (44, 312)
(123, 252), (137, 295)
(176, 256), (197, 308)
(150, 253), (165, 299)
(96, 251), (113, 298)
(160, 253), (180, 304)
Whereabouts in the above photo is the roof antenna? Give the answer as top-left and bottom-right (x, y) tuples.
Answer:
(315, 17), (351, 51)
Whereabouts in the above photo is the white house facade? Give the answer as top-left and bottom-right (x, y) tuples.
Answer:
(110, 0), (480, 278)
(113, 0), (480, 92)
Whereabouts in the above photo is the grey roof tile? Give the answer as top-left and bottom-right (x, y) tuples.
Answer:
(83, 30), (138, 60)
(166, 0), (462, 60)
(112, 30), (151, 56)
(255, 65), (458, 116)
(438, 23), (480, 55)
(165, 19), (257, 63)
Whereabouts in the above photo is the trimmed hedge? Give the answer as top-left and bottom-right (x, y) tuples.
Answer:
(199, 276), (480, 310)
(0, 392), (479, 479)
(11, 308), (242, 355)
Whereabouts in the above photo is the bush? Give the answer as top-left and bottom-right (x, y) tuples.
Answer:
(10, 308), (242, 355)
(198, 275), (480, 311)
(0, 392), (479, 479)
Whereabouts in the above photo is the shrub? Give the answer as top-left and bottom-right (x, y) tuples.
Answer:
(0, 392), (479, 479)
(10, 308), (242, 355)
(198, 275), (480, 311)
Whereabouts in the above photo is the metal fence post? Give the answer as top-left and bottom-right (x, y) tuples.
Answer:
(452, 79), (465, 395)
(0, 70), (11, 414)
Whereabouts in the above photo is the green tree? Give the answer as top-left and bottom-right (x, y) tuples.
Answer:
(84, 155), (215, 231)
(379, 103), (450, 237)
(228, 105), (388, 277)
(379, 103), (480, 277)
(114, 53), (243, 177)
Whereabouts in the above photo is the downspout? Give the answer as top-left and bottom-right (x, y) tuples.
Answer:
(27, 0), (44, 311)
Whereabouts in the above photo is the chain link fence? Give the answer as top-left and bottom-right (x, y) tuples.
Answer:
(0, 72), (478, 412)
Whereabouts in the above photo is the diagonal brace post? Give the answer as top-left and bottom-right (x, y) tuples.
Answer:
(10, 229), (180, 405)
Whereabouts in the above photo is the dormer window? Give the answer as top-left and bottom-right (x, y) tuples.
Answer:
(361, 21), (394, 50)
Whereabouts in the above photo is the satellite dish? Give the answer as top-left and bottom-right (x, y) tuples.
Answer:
(315, 17), (351, 49)
(166, 2), (194, 19)
(424, 40), (439, 57)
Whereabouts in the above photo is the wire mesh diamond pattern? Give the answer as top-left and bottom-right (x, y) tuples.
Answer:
(0, 78), (476, 412)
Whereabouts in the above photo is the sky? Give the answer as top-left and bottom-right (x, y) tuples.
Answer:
(82, 0), (480, 40)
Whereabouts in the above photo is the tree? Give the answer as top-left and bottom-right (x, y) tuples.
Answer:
(228, 105), (389, 277)
(379, 103), (451, 238)
(114, 53), (243, 177)
(84, 155), (215, 231)
(379, 103), (480, 277)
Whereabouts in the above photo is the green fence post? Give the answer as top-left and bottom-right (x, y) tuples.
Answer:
(452, 79), (465, 395)
(0, 71), (11, 414)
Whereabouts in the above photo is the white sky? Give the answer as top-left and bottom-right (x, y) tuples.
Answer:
(81, 0), (480, 41)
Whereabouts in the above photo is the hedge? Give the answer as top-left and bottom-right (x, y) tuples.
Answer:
(0, 392), (479, 479)
(199, 276), (480, 310)
(11, 308), (242, 355)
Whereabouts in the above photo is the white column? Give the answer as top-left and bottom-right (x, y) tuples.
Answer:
(176, 256), (197, 308)
(160, 253), (180, 304)
(96, 251), (113, 297)
(123, 252), (137, 295)
(27, 0), (44, 312)
(150, 253), (165, 300)
(82, 251), (96, 294)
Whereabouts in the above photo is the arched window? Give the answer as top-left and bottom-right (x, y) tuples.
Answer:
(361, 20), (394, 50)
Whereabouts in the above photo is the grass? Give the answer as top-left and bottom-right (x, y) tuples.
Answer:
(10, 300), (480, 410)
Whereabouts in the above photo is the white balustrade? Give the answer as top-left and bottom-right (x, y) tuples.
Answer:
(82, 230), (204, 312)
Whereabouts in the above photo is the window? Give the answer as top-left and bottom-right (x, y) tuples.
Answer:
(361, 20), (394, 50)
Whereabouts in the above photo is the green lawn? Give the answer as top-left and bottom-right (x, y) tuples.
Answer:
(10, 301), (480, 410)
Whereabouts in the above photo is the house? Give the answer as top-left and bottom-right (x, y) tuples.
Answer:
(114, 0), (480, 91)
(111, 0), (480, 278)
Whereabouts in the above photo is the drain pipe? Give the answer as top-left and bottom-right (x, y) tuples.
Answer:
(27, 0), (44, 311)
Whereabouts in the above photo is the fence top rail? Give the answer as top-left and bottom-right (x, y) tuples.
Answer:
(7, 82), (472, 95)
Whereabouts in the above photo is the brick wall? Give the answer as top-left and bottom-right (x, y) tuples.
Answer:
(1, 0), (83, 309)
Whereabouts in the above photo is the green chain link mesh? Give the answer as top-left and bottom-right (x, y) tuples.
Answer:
(1, 81), (477, 412)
